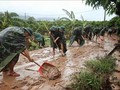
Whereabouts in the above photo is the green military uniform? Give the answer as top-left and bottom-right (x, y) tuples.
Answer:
(69, 27), (85, 46)
(34, 32), (45, 47)
(0, 26), (32, 71)
(99, 27), (107, 36)
(93, 28), (101, 40)
(49, 26), (61, 49)
(59, 26), (67, 54)
(84, 26), (93, 40)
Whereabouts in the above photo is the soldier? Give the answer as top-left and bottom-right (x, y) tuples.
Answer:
(93, 28), (101, 42)
(59, 26), (67, 55)
(99, 27), (107, 41)
(34, 32), (45, 47)
(107, 27), (117, 40)
(49, 26), (60, 55)
(98, 27), (108, 47)
(84, 25), (93, 41)
(83, 25), (93, 44)
(69, 27), (85, 47)
(0, 26), (34, 77)
(49, 26), (67, 56)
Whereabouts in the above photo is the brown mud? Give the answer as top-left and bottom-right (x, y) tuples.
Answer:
(0, 35), (119, 90)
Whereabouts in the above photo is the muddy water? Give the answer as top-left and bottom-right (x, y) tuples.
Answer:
(0, 47), (66, 90)
(62, 44), (106, 82)
(58, 37), (119, 89)
(0, 36), (119, 90)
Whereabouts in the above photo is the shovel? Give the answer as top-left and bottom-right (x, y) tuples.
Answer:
(33, 61), (49, 72)
(33, 61), (61, 80)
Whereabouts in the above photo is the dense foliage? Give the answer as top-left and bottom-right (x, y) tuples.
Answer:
(84, 0), (120, 16)
(0, 11), (120, 39)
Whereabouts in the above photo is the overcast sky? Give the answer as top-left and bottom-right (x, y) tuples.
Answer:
(0, 0), (116, 21)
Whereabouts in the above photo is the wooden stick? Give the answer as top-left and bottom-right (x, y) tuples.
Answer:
(33, 61), (49, 72)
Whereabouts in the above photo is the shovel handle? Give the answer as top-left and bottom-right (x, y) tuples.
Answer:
(33, 61), (49, 72)
(33, 61), (40, 66)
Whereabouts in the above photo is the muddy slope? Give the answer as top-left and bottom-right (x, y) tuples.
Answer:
(0, 36), (119, 90)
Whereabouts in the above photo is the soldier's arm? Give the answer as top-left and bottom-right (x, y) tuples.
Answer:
(21, 49), (34, 62)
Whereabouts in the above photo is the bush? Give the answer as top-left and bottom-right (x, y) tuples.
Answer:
(29, 41), (40, 50)
(69, 56), (116, 90)
(85, 57), (116, 74)
(71, 71), (101, 90)
(44, 35), (50, 47)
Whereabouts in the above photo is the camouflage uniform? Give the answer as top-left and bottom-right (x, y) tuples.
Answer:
(59, 26), (67, 54)
(69, 27), (85, 46)
(84, 26), (93, 40)
(49, 26), (67, 55)
(49, 26), (61, 49)
(0, 26), (32, 71)
(99, 27), (107, 36)
(34, 32), (45, 47)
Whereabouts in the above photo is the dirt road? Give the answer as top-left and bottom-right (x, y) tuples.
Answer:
(0, 35), (119, 90)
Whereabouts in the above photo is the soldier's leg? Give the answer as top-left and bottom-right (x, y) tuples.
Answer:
(77, 39), (80, 46)
(69, 36), (75, 46)
(7, 54), (20, 77)
(42, 38), (45, 47)
(60, 43), (64, 56)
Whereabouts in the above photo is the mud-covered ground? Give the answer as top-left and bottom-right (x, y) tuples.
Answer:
(0, 35), (120, 90)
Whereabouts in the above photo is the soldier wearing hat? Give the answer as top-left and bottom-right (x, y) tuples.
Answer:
(59, 26), (67, 55)
(33, 32), (45, 47)
(69, 26), (85, 47)
(0, 26), (34, 77)
(49, 26), (61, 55)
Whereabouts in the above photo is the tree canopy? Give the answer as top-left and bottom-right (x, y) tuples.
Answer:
(84, 0), (120, 16)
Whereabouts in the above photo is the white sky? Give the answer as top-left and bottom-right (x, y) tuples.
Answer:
(0, 0), (116, 21)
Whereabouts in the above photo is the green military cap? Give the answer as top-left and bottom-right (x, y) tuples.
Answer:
(50, 26), (58, 31)
(24, 27), (33, 36)
(59, 26), (65, 31)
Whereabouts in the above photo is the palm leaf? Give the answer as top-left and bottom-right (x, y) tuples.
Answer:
(41, 21), (49, 31)
(71, 11), (75, 19)
(10, 12), (19, 17)
(60, 17), (71, 21)
(81, 15), (85, 21)
(62, 9), (72, 19)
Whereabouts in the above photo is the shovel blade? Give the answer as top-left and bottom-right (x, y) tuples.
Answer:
(38, 62), (61, 80)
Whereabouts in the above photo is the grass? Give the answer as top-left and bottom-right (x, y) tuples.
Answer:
(29, 41), (40, 50)
(44, 35), (50, 47)
(29, 35), (50, 51)
(85, 56), (116, 74)
(71, 71), (101, 90)
(69, 56), (117, 90)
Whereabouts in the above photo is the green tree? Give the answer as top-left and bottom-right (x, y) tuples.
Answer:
(0, 11), (28, 30)
(0, 11), (19, 29)
(84, 0), (120, 16)
(27, 17), (40, 32)
(108, 16), (120, 27)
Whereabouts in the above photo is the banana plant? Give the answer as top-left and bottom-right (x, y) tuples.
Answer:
(84, 0), (118, 15)
(0, 11), (27, 30)
(81, 15), (87, 28)
(60, 9), (76, 31)
(27, 17), (40, 32)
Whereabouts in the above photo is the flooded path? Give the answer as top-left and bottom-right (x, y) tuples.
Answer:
(0, 35), (119, 90)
